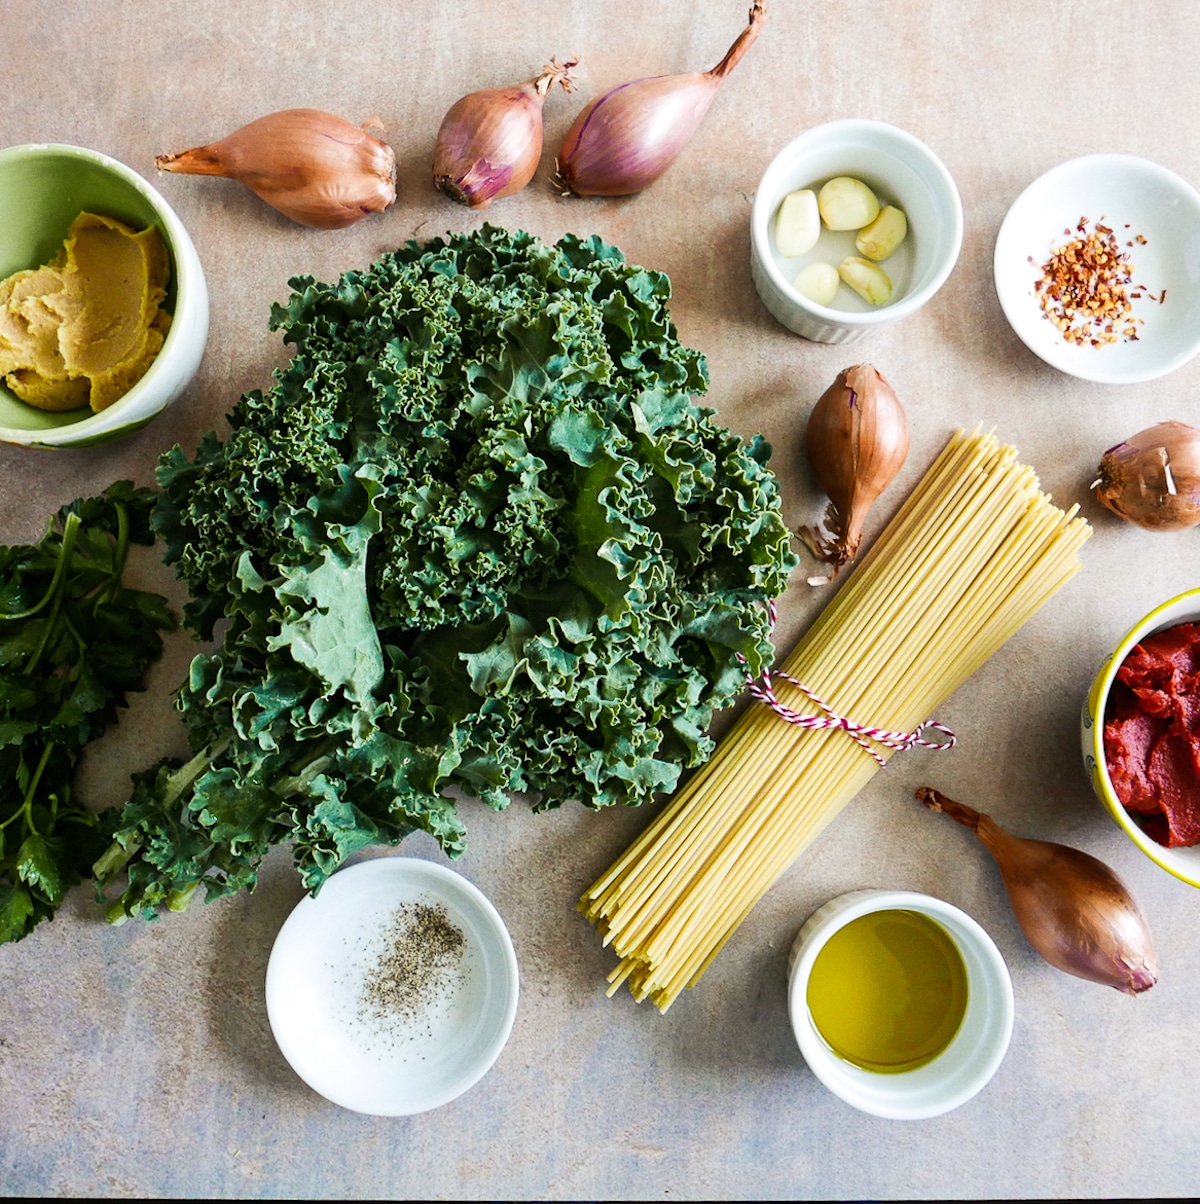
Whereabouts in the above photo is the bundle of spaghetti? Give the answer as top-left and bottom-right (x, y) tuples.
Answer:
(580, 427), (1092, 1011)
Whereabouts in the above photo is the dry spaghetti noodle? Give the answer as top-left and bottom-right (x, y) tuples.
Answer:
(580, 428), (1091, 1011)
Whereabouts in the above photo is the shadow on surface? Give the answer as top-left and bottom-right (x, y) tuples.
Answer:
(202, 849), (313, 1097)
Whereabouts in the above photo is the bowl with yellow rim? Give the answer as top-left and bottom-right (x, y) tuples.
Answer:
(0, 142), (208, 448)
(1082, 587), (1200, 887)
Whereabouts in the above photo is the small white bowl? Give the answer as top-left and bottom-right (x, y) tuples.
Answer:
(0, 143), (209, 448)
(787, 889), (1013, 1120)
(994, 154), (1200, 384)
(1082, 587), (1200, 886)
(266, 857), (519, 1116)
(750, 119), (963, 344)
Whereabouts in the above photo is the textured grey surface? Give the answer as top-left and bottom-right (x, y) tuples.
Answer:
(2, 1), (1200, 1198)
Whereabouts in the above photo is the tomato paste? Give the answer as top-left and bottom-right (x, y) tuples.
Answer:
(1104, 621), (1200, 847)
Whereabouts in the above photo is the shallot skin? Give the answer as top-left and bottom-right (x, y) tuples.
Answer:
(155, 109), (397, 230)
(1092, 420), (1200, 531)
(799, 364), (909, 580)
(556, 74), (721, 198)
(976, 817), (1158, 995)
(434, 59), (575, 209)
(918, 787), (1158, 995)
(555, 0), (766, 198)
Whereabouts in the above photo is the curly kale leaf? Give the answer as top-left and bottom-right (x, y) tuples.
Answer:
(100, 226), (797, 921)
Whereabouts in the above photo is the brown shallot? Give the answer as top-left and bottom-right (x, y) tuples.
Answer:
(555, 1), (766, 198)
(434, 57), (576, 209)
(1092, 420), (1200, 531)
(917, 787), (1158, 995)
(799, 364), (909, 583)
(155, 109), (396, 230)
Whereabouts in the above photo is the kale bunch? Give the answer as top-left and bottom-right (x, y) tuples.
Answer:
(98, 226), (797, 920)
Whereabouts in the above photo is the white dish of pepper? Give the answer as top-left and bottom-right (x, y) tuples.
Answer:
(993, 153), (1200, 384)
(265, 856), (519, 1116)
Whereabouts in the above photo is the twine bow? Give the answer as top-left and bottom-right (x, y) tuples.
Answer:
(738, 601), (956, 768)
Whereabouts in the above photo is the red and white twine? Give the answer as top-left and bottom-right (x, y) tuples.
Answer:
(738, 601), (956, 768)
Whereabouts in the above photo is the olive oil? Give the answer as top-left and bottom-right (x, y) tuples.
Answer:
(806, 909), (968, 1074)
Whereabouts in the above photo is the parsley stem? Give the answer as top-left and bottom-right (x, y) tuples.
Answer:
(60, 608), (87, 656)
(2, 511), (82, 622)
(59, 811), (98, 828)
(27, 511), (86, 674)
(98, 501), (131, 607)
(0, 742), (57, 837)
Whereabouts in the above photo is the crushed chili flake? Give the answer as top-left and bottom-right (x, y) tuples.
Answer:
(1034, 215), (1156, 347)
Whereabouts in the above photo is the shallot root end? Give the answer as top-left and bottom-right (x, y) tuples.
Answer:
(154, 148), (224, 176)
(536, 55), (580, 96)
(797, 512), (859, 578)
(915, 786), (984, 831)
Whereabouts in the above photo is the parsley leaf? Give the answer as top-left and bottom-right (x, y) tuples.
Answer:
(0, 484), (172, 944)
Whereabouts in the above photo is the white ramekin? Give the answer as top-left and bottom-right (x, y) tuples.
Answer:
(750, 119), (963, 344)
(787, 889), (1013, 1120)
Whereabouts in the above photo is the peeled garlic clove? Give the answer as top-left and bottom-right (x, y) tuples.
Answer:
(838, 256), (893, 306)
(794, 261), (839, 306)
(817, 176), (880, 230)
(855, 205), (908, 261)
(775, 189), (821, 257)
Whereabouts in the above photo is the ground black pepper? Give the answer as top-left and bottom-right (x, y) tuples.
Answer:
(359, 900), (467, 1027)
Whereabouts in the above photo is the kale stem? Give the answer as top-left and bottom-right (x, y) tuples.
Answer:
(92, 735), (233, 882)
(276, 754), (335, 797)
(167, 735), (233, 806)
(166, 882), (199, 913)
(92, 842), (135, 883)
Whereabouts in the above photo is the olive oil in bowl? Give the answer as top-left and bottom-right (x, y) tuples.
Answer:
(805, 908), (968, 1074)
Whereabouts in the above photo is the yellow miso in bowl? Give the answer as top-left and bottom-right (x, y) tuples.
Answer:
(805, 908), (968, 1074)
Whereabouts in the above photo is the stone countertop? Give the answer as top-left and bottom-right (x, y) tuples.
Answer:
(2, 1), (1199, 1198)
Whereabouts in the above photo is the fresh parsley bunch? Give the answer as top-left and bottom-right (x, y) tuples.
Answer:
(98, 226), (797, 921)
(0, 484), (172, 943)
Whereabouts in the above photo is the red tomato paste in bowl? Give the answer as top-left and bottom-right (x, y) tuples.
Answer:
(1104, 621), (1200, 847)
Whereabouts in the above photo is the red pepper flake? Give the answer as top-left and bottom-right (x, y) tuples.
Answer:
(1034, 216), (1157, 346)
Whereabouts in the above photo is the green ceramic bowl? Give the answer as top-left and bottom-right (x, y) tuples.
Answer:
(0, 143), (208, 448)
(1081, 587), (1200, 887)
